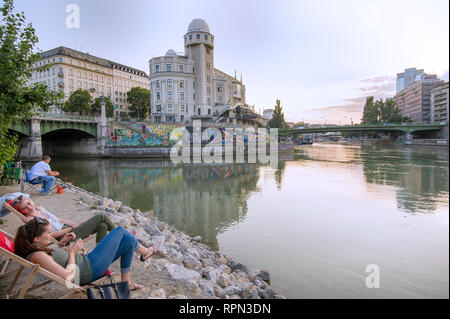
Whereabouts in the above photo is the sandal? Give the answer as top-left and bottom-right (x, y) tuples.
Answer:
(129, 282), (144, 291)
(140, 246), (157, 262)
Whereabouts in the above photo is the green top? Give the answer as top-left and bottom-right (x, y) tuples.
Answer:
(27, 248), (93, 286)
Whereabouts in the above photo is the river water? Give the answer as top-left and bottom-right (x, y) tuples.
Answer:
(50, 144), (449, 298)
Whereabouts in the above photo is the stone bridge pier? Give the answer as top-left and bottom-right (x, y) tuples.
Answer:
(19, 119), (43, 161)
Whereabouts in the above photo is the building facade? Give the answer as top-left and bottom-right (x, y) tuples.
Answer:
(27, 46), (149, 116)
(396, 67), (424, 93)
(394, 74), (444, 123)
(149, 19), (246, 123)
(430, 82), (449, 123)
(263, 109), (274, 120)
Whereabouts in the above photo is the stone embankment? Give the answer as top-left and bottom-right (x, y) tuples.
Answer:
(71, 185), (286, 299)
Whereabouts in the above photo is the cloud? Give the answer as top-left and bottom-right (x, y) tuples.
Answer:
(302, 74), (397, 124)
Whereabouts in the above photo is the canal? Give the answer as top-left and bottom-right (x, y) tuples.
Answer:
(50, 144), (449, 298)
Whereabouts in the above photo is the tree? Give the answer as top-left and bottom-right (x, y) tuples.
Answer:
(361, 96), (379, 124)
(127, 87), (150, 120)
(379, 98), (403, 123)
(268, 99), (286, 128)
(91, 96), (114, 117)
(63, 89), (92, 115)
(0, 0), (62, 168)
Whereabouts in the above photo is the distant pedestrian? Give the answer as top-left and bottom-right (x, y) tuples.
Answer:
(28, 155), (60, 195)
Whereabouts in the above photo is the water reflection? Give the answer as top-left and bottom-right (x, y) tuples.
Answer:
(52, 159), (261, 249)
(294, 144), (449, 214)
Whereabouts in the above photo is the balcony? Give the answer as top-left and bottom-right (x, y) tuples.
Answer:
(58, 81), (64, 88)
(58, 71), (64, 77)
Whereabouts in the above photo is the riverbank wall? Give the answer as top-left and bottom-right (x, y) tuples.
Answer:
(0, 180), (286, 299)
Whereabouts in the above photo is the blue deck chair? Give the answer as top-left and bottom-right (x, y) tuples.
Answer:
(20, 163), (42, 193)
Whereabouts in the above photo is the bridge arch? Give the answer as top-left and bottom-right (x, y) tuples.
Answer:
(40, 121), (97, 138)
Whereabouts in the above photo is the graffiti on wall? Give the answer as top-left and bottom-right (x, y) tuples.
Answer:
(107, 123), (180, 146)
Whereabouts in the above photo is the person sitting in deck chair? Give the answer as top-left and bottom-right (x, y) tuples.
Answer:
(28, 155), (59, 196)
(10, 195), (121, 246)
(14, 217), (157, 290)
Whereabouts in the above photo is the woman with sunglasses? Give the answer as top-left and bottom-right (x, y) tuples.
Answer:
(14, 217), (157, 290)
(10, 195), (121, 246)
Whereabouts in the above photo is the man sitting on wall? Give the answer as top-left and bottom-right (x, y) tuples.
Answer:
(28, 155), (60, 195)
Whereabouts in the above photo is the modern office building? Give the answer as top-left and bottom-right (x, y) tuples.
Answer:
(394, 74), (444, 123)
(27, 46), (150, 116)
(396, 67), (424, 93)
(148, 19), (246, 123)
(430, 82), (449, 123)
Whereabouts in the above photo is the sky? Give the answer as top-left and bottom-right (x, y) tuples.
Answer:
(13, 0), (450, 124)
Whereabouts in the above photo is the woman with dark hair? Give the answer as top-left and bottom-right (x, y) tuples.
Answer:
(11, 195), (119, 245)
(15, 217), (157, 290)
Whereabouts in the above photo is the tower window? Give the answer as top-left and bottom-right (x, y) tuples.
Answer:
(189, 35), (192, 40)
(196, 34), (200, 39)
(204, 35), (208, 40)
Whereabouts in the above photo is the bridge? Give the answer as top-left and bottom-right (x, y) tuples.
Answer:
(8, 113), (104, 161)
(279, 123), (447, 136)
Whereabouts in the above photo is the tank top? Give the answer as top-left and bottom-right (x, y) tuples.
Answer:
(35, 207), (64, 233)
(27, 248), (93, 286)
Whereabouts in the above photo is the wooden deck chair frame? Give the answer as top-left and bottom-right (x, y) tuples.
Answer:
(2, 202), (94, 247)
(0, 230), (115, 299)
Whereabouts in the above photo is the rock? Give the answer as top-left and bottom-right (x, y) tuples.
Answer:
(109, 215), (131, 228)
(214, 284), (228, 299)
(260, 287), (275, 299)
(216, 255), (227, 265)
(230, 261), (248, 274)
(104, 207), (116, 214)
(273, 294), (287, 299)
(150, 288), (166, 299)
(165, 263), (201, 281)
(239, 282), (256, 299)
(80, 194), (94, 205)
(144, 225), (163, 236)
(119, 205), (133, 214)
(112, 201), (122, 211)
(201, 258), (213, 268)
(155, 244), (168, 258)
(223, 286), (243, 296)
(165, 242), (179, 251)
(217, 273), (231, 288)
(193, 236), (202, 242)
(151, 235), (166, 248)
(156, 222), (168, 232)
(168, 294), (188, 299)
(184, 280), (200, 293)
(167, 249), (183, 264)
(198, 280), (215, 297)
(183, 254), (202, 270)
(217, 264), (231, 275)
(101, 198), (114, 208)
(228, 294), (242, 299)
(206, 268), (222, 285)
(166, 234), (177, 243)
(248, 269), (271, 283)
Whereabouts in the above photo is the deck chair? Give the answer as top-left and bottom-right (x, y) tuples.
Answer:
(0, 230), (115, 299)
(20, 163), (41, 194)
(2, 202), (94, 247)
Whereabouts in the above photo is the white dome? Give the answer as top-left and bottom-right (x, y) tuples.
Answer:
(165, 49), (177, 56)
(187, 18), (210, 33)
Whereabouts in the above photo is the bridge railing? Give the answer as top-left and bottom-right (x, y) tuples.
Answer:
(36, 112), (97, 122)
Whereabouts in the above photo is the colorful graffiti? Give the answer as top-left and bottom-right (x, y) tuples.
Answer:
(107, 123), (180, 146)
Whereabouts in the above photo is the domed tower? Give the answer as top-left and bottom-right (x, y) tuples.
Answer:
(184, 18), (215, 118)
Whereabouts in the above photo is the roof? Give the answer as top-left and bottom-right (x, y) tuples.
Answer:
(40, 46), (148, 77)
(187, 18), (210, 33)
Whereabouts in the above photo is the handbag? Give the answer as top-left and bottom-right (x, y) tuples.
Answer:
(87, 275), (130, 299)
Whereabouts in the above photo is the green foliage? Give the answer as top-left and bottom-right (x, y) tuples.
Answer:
(0, 0), (62, 169)
(63, 89), (92, 115)
(268, 99), (286, 128)
(362, 97), (406, 124)
(127, 87), (150, 120)
(361, 96), (379, 124)
(91, 96), (114, 117)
